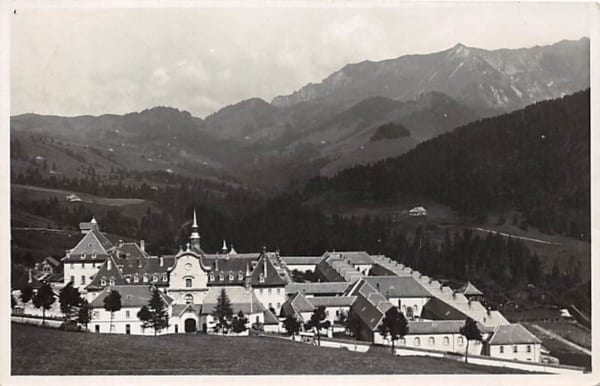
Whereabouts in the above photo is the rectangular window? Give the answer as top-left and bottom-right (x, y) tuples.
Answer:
(500, 346), (504, 353)
(70, 263), (74, 269)
(81, 275), (86, 285)
(134, 276), (139, 283)
(125, 310), (130, 318)
(95, 325), (100, 333)
(260, 289), (264, 295)
(70, 275), (75, 283)
(268, 288), (272, 295)
(185, 278), (192, 288)
(277, 288), (281, 295)
(527, 345), (531, 353)
(513, 345), (518, 353)
(162, 273), (168, 282)
(81, 262), (85, 268)
(93, 311), (99, 319)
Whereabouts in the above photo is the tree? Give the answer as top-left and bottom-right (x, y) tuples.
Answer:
(283, 315), (301, 336)
(32, 282), (56, 326)
(20, 285), (34, 304)
(232, 310), (248, 334)
(59, 282), (82, 329)
(78, 298), (93, 331)
(459, 317), (482, 363)
(138, 287), (169, 336)
(345, 310), (363, 338)
(103, 290), (122, 333)
(306, 306), (327, 346)
(377, 307), (408, 352)
(211, 288), (233, 334)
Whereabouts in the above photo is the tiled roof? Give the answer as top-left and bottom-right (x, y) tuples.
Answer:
(250, 254), (287, 287)
(206, 255), (256, 286)
(44, 256), (60, 267)
(114, 242), (148, 260)
(285, 282), (351, 295)
(280, 256), (325, 265)
(90, 285), (173, 308)
(85, 255), (127, 291)
(172, 303), (202, 316)
(315, 259), (345, 282)
(63, 230), (113, 262)
(350, 280), (394, 331)
(280, 292), (315, 321)
(363, 276), (432, 298)
(263, 309), (280, 325)
(202, 286), (266, 315)
(325, 251), (374, 265)
(307, 296), (356, 308)
(488, 324), (542, 345)
(118, 256), (175, 285)
(457, 281), (484, 296)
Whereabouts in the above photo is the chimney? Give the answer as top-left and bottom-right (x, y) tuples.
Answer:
(138, 259), (142, 268)
(159, 257), (164, 267)
(263, 256), (267, 278)
(140, 240), (145, 252)
(107, 259), (112, 271)
(28, 269), (32, 284)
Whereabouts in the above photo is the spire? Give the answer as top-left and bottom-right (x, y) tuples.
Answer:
(221, 240), (228, 253)
(190, 209), (201, 251)
(90, 216), (97, 224)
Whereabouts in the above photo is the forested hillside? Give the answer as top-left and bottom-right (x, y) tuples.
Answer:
(307, 90), (590, 240)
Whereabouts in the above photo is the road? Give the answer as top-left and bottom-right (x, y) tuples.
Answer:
(472, 227), (560, 245)
(530, 324), (591, 355)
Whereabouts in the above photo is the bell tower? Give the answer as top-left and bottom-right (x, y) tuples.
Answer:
(190, 209), (201, 252)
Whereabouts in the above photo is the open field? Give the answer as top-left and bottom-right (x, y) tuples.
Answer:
(11, 323), (528, 375)
(535, 321), (591, 350)
(522, 322), (591, 370)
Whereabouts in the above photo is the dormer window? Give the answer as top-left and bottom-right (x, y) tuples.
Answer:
(162, 273), (168, 282)
(209, 273), (215, 281)
(153, 275), (158, 283)
(228, 272), (234, 281)
(81, 253), (86, 259)
(133, 275), (139, 283)
(109, 277), (115, 286)
(259, 273), (265, 283)
(100, 277), (106, 286)
(219, 273), (224, 281)
(185, 278), (192, 288)
(143, 275), (148, 283)
(92, 251), (96, 259)
(238, 271), (244, 280)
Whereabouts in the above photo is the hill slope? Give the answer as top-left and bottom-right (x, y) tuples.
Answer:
(309, 89), (590, 239)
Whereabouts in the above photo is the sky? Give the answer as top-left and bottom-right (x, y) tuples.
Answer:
(10, 3), (591, 118)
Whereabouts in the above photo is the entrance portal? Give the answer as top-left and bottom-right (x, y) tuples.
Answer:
(184, 318), (197, 333)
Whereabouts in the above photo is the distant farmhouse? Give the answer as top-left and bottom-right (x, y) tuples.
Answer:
(13, 212), (545, 363)
(409, 206), (427, 217)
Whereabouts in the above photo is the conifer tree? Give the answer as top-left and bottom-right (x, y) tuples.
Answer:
(232, 310), (248, 334)
(78, 298), (93, 331)
(211, 288), (233, 334)
(59, 281), (82, 329)
(283, 315), (301, 336)
(20, 285), (34, 304)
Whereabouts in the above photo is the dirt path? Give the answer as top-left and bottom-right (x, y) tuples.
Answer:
(472, 227), (560, 245)
(530, 324), (591, 355)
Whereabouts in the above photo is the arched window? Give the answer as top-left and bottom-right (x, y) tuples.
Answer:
(259, 273), (265, 283)
(100, 277), (106, 286)
(81, 252), (86, 259)
(414, 337), (421, 346)
(162, 273), (168, 282)
(209, 273), (215, 281)
(92, 251), (97, 259)
(457, 337), (464, 346)
(527, 345), (531, 353)
(133, 275), (139, 283)
(143, 275), (148, 283)
(184, 294), (193, 304)
(414, 304), (419, 314)
(428, 337), (435, 346)
(499, 346), (504, 353)
(238, 271), (244, 280)
(152, 275), (158, 283)
(185, 278), (192, 288)
(219, 273), (224, 281)
(229, 272), (234, 281)
(443, 336), (450, 346)
(513, 345), (518, 353)
(109, 277), (115, 286)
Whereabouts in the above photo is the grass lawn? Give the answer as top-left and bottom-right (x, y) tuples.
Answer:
(12, 323), (529, 375)
(535, 321), (591, 349)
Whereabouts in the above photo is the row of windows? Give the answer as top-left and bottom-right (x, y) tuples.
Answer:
(403, 336), (465, 347)
(499, 345), (532, 353)
(258, 288), (281, 295)
(80, 252), (97, 259)
(209, 272), (246, 281)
